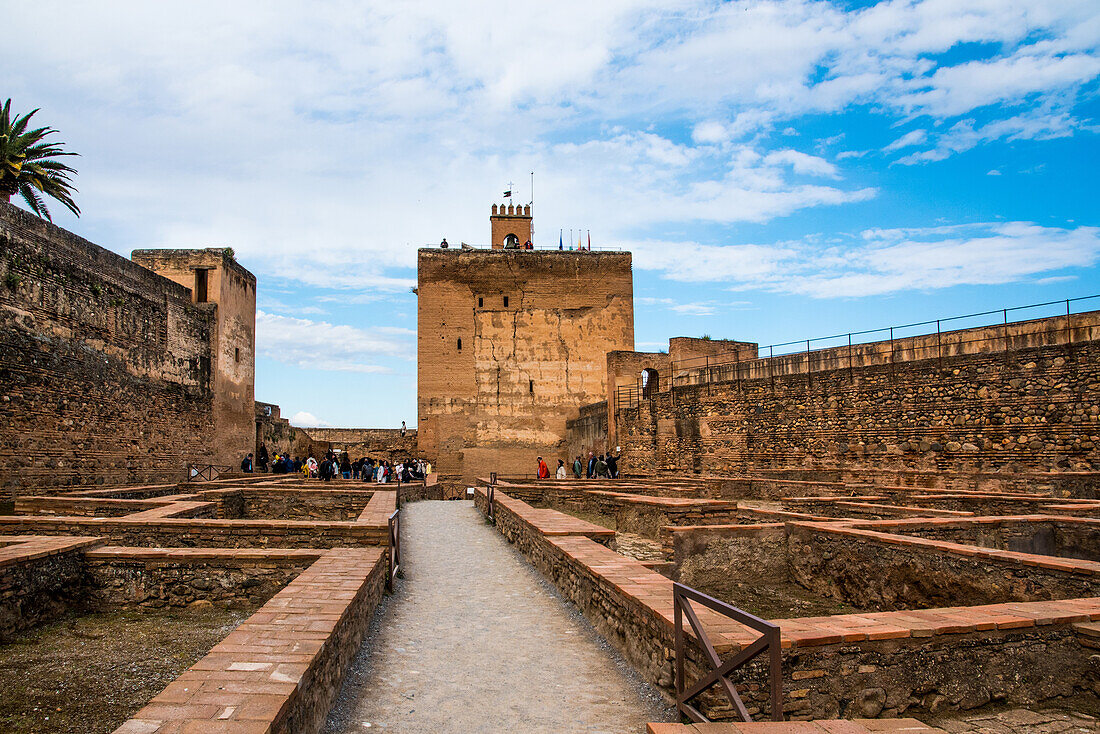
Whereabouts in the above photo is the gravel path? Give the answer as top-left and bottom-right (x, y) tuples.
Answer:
(323, 500), (674, 733)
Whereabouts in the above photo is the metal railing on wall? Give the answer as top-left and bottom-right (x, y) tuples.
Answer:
(386, 509), (401, 591)
(617, 295), (1097, 409)
(674, 582), (783, 723)
(186, 463), (231, 482)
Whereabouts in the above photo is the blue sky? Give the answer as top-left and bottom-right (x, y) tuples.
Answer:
(4, 0), (1099, 428)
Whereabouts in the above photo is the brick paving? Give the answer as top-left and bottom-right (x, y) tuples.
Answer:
(322, 500), (673, 733)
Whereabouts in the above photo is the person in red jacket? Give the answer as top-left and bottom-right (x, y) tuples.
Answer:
(536, 456), (550, 479)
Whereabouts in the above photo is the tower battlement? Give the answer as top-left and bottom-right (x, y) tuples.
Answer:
(489, 203), (533, 249)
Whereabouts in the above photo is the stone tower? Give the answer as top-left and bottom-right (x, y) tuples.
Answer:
(131, 248), (257, 468)
(417, 205), (634, 487)
(490, 202), (533, 249)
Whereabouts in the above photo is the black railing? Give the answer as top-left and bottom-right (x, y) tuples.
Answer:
(674, 582), (783, 723)
(487, 472), (497, 522)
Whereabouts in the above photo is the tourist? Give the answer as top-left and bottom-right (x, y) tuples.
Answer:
(362, 458), (375, 482)
(257, 443), (269, 472)
(400, 420), (407, 437)
(536, 456), (550, 479)
(306, 456), (318, 478)
(573, 455), (583, 479)
(556, 459), (567, 479)
(606, 449), (619, 479)
(440, 238), (448, 248)
(340, 453), (352, 480)
(240, 453), (253, 473)
(586, 452), (596, 479)
(594, 454), (609, 478)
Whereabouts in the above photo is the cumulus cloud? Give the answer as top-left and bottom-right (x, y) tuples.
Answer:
(255, 310), (414, 373)
(631, 223), (1100, 298)
(289, 411), (332, 428)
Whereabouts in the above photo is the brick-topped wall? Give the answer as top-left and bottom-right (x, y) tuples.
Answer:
(477, 488), (1100, 720)
(618, 315), (1100, 477)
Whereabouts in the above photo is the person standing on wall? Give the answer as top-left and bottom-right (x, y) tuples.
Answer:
(536, 456), (550, 479)
(241, 453), (253, 473)
(573, 455), (583, 479)
(400, 420), (407, 437)
(556, 459), (567, 479)
(586, 452), (596, 479)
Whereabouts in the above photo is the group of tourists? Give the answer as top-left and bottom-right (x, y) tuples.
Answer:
(536, 450), (620, 480)
(244, 444), (431, 484)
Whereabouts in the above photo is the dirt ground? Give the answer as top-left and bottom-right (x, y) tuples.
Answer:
(0, 605), (253, 734)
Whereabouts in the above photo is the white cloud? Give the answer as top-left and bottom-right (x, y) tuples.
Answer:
(894, 109), (1080, 164)
(883, 129), (927, 152)
(289, 411), (332, 428)
(256, 310), (414, 373)
(631, 223), (1100, 298)
(763, 150), (840, 179)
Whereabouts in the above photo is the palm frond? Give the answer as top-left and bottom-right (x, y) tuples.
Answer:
(2, 100), (80, 219)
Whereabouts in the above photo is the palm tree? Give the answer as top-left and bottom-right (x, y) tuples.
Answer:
(0, 99), (80, 221)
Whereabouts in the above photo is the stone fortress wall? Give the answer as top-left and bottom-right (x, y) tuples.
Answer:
(417, 212), (635, 484)
(0, 201), (229, 494)
(609, 311), (1100, 477)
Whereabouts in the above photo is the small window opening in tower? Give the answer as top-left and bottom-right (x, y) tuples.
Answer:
(235, 347), (240, 363)
(193, 268), (208, 303)
(642, 368), (660, 399)
(503, 295), (509, 307)
(457, 338), (462, 351)
(529, 379), (534, 394)
(478, 297), (483, 308)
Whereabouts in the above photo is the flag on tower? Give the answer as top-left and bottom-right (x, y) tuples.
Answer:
(587, 230), (591, 251)
(503, 188), (511, 198)
(578, 231), (583, 250)
(559, 230), (563, 250)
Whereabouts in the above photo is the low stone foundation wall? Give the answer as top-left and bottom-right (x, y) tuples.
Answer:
(113, 547), (388, 734)
(664, 524), (790, 594)
(84, 547), (321, 609)
(198, 488), (376, 520)
(0, 536), (102, 641)
(477, 487), (1100, 720)
(853, 516), (1100, 562)
(0, 516), (388, 547)
(788, 522), (1100, 610)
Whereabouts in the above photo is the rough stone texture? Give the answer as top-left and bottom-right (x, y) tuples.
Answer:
(83, 546), (319, 609)
(0, 201), (219, 494)
(132, 247), (256, 470)
(616, 313), (1100, 478)
(0, 536), (101, 641)
(669, 524), (790, 594)
(863, 516), (1100, 561)
(477, 488), (1100, 721)
(787, 523), (1100, 610)
(566, 401), (610, 461)
(198, 487), (377, 520)
(113, 547), (388, 734)
(417, 243), (634, 484)
(0, 516), (388, 547)
(303, 427), (418, 462)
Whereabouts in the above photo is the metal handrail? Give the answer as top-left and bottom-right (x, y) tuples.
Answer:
(387, 509), (400, 591)
(186, 463), (232, 482)
(674, 582), (782, 723)
(670, 294), (1099, 375)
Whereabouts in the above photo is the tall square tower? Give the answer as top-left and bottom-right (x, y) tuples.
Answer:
(417, 205), (634, 484)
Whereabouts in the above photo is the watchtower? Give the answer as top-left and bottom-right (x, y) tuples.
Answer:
(490, 203), (533, 249)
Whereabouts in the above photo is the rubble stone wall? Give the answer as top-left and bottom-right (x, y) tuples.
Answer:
(0, 202), (217, 495)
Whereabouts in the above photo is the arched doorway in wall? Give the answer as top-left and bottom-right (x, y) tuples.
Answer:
(641, 368), (660, 399)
